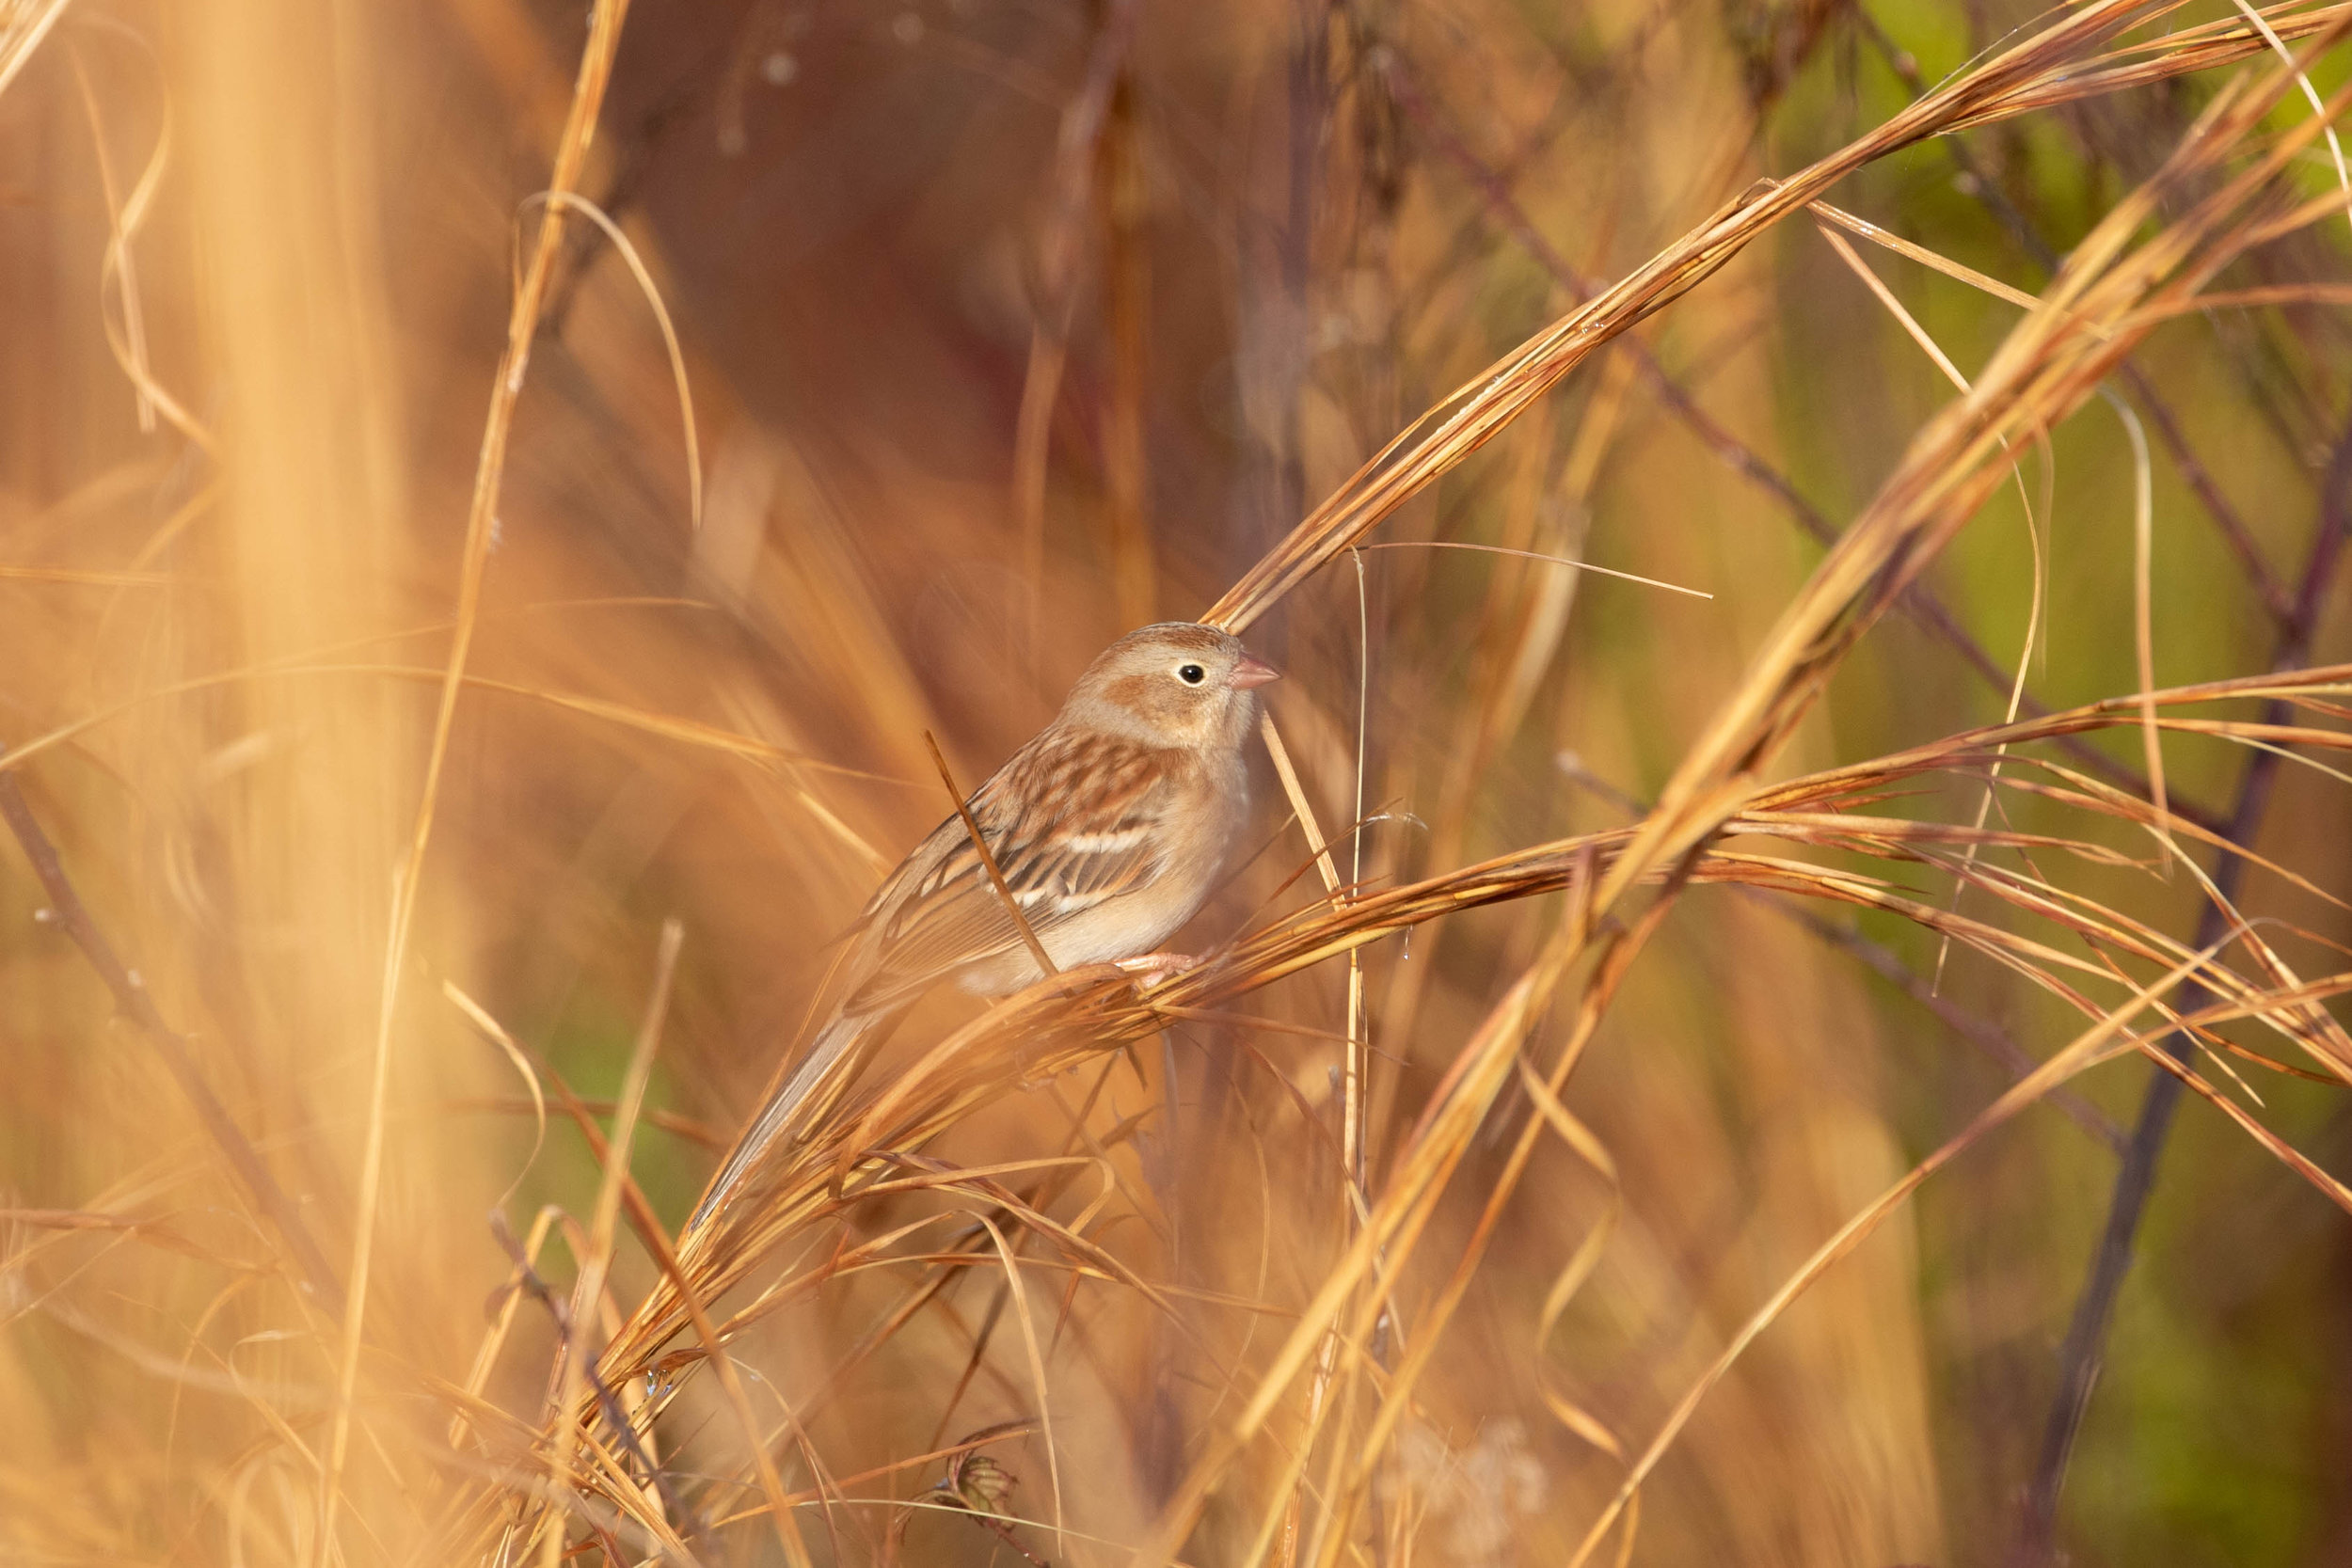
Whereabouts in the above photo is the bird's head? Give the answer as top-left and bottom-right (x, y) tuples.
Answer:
(1059, 622), (1280, 750)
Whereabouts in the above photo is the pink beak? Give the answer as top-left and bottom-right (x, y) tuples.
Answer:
(1230, 653), (1282, 690)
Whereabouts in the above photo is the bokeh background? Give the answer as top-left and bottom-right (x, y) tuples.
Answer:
(3, 0), (2349, 1562)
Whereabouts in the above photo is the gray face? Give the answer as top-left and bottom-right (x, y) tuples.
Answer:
(1061, 623), (1276, 748)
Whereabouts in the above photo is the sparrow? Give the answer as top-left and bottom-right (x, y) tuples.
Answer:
(688, 622), (1279, 1233)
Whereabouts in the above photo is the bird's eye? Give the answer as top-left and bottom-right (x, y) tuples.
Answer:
(1177, 663), (1206, 686)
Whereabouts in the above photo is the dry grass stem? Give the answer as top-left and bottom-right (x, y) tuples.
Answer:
(8, 0), (2351, 1563)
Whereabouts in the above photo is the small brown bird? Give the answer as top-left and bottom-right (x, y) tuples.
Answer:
(690, 622), (1279, 1232)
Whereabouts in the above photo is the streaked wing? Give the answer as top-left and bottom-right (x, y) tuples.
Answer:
(843, 730), (1176, 1012)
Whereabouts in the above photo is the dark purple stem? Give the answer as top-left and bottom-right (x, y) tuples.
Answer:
(2014, 418), (2352, 1564)
(0, 768), (345, 1310)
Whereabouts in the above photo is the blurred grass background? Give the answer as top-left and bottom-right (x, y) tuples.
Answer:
(2, 0), (2349, 1562)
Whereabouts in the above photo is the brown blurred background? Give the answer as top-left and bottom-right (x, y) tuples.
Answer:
(4, 0), (2350, 1562)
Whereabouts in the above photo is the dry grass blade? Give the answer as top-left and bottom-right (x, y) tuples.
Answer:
(0, 0), (72, 106)
(1808, 197), (2053, 314)
(16, 0), (2352, 1561)
(537, 921), (681, 1568)
(927, 729), (1057, 979)
(1566, 935), (2245, 1566)
(324, 0), (638, 1552)
(1203, 0), (2350, 636)
(0, 773), (343, 1308)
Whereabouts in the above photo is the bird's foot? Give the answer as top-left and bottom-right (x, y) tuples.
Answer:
(1115, 950), (1204, 990)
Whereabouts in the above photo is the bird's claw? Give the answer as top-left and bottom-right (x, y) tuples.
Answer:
(1116, 950), (1203, 990)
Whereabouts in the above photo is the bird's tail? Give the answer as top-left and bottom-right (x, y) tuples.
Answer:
(682, 1007), (875, 1242)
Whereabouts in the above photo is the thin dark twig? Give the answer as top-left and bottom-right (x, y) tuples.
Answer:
(1038, 0), (1144, 309)
(1851, 10), (2298, 629)
(510, 1037), (830, 1564)
(2115, 363), (2295, 626)
(2015, 414), (2352, 1563)
(1016, 0), (1145, 656)
(0, 768), (345, 1311)
(1836, 13), (2352, 1545)
(1565, 759), (2129, 1151)
(450, 1096), (726, 1150)
(540, 45), (719, 336)
(1379, 54), (2226, 832)
(488, 1211), (700, 1537)
(924, 731), (1057, 978)
(1775, 903), (2130, 1153)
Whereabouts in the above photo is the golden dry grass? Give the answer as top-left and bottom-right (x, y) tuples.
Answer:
(5, 0), (2352, 1564)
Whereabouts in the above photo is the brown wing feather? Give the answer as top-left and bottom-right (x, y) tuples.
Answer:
(842, 730), (1177, 1013)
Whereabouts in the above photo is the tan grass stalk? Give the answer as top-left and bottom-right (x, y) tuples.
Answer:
(0, 0), (73, 103)
(1159, 33), (2352, 1550)
(1203, 0), (2352, 638)
(497, 7), (2352, 1561)
(538, 923), (680, 1568)
(1566, 933), (2247, 1566)
(325, 1), (637, 1554)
